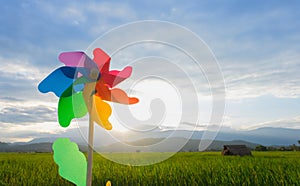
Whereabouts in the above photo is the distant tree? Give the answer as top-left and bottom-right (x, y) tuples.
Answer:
(279, 146), (286, 151)
(267, 146), (277, 151)
(298, 140), (300, 145)
(255, 145), (267, 151)
(291, 144), (297, 151)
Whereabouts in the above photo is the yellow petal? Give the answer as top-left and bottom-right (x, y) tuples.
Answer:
(106, 180), (111, 186)
(91, 95), (112, 130)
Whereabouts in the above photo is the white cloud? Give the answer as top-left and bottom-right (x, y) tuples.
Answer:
(36, 1), (138, 35)
(61, 7), (86, 25)
(223, 53), (300, 100)
(240, 116), (300, 130)
(0, 121), (70, 142)
(0, 56), (46, 81)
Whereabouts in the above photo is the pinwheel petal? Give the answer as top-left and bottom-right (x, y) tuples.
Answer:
(58, 51), (97, 70)
(92, 48), (133, 87)
(60, 76), (94, 97)
(95, 81), (139, 104)
(91, 95), (112, 130)
(59, 51), (86, 67)
(110, 88), (139, 104)
(58, 92), (88, 127)
(93, 48), (111, 73)
(83, 83), (112, 130)
(94, 80), (111, 100)
(38, 67), (77, 97)
(53, 138), (87, 186)
(102, 66), (132, 87)
(59, 51), (100, 80)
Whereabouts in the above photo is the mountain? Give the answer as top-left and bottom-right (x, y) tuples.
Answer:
(1, 127), (298, 152)
(0, 142), (88, 153)
(103, 127), (299, 146)
(28, 137), (57, 144)
(98, 138), (260, 152)
(0, 142), (53, 152)
(214, 127), (300, 146)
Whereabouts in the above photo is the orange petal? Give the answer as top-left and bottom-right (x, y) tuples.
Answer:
(95, 80), (139, 105)
(95, 79), (111, 100)
(110, 88), (139, 104)
(83, 82), (112, 130)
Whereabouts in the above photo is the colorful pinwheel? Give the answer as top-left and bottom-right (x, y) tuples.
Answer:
(39, 48), (138, 129)
(38, 48), (139, 186)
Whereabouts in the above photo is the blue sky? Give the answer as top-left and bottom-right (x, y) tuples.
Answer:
(1, 0), (300, 142)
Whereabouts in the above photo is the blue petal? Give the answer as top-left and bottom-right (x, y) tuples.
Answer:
(38, 67), (77, 97)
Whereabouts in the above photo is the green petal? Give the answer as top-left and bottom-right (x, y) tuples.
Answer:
(52, 138), (87, 186)
(58, 91), (88, 127)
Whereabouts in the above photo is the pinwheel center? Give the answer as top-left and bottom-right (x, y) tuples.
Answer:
(89, 68), (99, 80)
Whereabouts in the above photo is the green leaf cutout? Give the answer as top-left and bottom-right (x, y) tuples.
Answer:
(52, 138), (87, 186)
(58, 91), (88, 127)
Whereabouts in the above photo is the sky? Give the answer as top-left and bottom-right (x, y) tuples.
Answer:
(1, 0), (300, 142)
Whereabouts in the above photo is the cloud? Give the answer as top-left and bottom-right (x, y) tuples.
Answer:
(0, 121), (68, 142)
(157, 1), (300, 100)
(0, 105), (56, 124)
(0, 55), (58, 103)
(35, 1), (138, 37)
(241, 116), (300, 130)
(223, 53), (300, 99)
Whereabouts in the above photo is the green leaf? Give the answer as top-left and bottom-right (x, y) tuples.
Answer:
(52, 138), (87, 186)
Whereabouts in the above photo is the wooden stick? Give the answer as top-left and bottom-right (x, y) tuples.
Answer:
(86, 115), (94, 186)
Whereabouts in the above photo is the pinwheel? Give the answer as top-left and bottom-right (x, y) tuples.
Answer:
(38, 48), (139, 186)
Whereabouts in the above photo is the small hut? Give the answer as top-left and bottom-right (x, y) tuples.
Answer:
(221, 145), (252, 156)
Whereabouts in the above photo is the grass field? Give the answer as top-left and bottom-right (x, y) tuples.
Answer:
(0, 151), (299, 186)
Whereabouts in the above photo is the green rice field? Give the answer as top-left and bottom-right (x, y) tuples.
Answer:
(0, 151), (299, 186)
